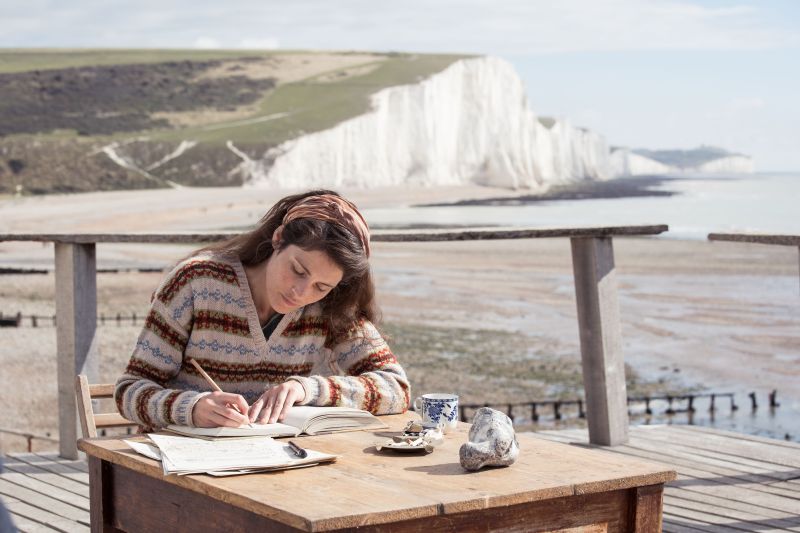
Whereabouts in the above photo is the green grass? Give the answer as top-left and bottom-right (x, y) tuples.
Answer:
(0, 49), (474, 193)
(154, 53), (471, 145)
(0, 49), (472, 147)
(0, 48), (292, 74)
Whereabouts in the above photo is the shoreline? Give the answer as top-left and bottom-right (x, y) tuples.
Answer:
(419, 175), (676, 206)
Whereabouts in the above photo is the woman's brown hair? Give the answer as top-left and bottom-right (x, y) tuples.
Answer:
(195, 190), (379, 346)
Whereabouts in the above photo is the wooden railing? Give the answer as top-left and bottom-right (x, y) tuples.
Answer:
(0, 225), (667, 458)
(708, 232), (800, 293)
(0, 427), (59, 453)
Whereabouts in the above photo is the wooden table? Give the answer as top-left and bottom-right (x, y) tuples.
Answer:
(78, 414), (675, 532)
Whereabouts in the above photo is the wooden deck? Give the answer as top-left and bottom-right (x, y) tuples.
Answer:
(0, 452), (89, 532)
(1, 425), (798, 532)
(538, 425), (800, 532)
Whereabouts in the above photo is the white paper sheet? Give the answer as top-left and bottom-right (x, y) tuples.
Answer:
(123, 439), (162, 461)
(147, 433), (336, 475)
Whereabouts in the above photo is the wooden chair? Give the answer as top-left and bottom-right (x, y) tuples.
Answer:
(75, 374), (137, 439)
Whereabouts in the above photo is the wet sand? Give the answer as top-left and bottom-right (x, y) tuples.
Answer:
(1, 183), (798, 451)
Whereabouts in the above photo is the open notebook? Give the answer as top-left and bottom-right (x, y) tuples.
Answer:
(128, 434), (338, 476)
(165, 405), (387, 438)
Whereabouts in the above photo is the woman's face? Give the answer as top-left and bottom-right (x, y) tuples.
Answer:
(264, 243), (344, 314)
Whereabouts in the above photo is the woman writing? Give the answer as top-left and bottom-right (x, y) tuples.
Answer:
(115, 190), (409, 429)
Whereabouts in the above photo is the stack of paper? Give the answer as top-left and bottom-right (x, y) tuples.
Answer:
(125, 434), (337, 476)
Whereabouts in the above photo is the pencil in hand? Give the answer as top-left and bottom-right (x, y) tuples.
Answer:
(187, 358), (253, 428)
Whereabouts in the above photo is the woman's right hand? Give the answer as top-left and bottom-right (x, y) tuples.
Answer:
(191, 391), (251, 427)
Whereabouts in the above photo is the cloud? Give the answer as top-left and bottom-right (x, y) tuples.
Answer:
(2, 0), (798, 54)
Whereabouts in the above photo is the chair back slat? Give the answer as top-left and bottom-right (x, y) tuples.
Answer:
(94, 413), (135, 428)
(75, 374), (137, 439)
(75, 375), (97, 438)
(88, 383), (115, 398)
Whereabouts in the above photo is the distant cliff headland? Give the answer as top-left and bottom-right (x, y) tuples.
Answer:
(611, 146), (754, 175)
(0, 49), (753, 195)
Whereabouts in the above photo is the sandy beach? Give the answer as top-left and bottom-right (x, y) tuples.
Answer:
(1, 183), (798, 451)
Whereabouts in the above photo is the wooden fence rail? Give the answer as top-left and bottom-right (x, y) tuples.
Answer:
(708, 232), (800, 293)
(1, 226), (667, 458)
(1, 312), (144, 327)
(0, 427), (59, 453)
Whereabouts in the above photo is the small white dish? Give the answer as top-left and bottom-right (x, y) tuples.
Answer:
(375, 440), (433, 453)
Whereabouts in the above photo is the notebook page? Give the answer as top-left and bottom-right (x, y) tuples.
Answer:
(148, 433), (335, 475)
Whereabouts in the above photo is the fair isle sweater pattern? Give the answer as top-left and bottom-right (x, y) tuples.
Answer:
(115, 253), (410, 429)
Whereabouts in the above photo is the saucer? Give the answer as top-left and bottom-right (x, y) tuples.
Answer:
(375, 440), (433, 453)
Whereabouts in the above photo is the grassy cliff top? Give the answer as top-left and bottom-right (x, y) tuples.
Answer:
(0, 49), (474, 145)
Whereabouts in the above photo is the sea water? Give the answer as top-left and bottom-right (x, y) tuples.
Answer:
(364, 172), (800, 240)
(365, 172), (800, 441)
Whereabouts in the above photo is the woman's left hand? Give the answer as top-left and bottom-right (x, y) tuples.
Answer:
(249, 381), (306, 424)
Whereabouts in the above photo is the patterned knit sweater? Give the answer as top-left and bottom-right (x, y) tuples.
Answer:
(115, 252), (410, 429)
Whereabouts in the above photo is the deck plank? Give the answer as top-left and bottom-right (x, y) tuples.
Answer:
(617, 441), (800, 498)
(8, 454), (89, 486)
(0, 478), (89, 523)
(669, 425), (800, 451)
(4, 500), (88, 533)
(631, 426), (800, 472)
(663, 510), (759, 533)
(538, 430), (800, 504)
(7, 512), (60, 533)
(3, 456), (89, 498)
(536, 425), (800, 532)
(664, 486), (800, 523)
(667, 494), (800, 531)
(604, 443), (800, 505)
(662, 517), (720, 533)
(626, 432), (800, 482)
(626, 430), (800, 491)
(662, 503), (796, 532)
(32, 452), (89, 474)
(665, 482), (800, 516)
(0, 468), (90, 511)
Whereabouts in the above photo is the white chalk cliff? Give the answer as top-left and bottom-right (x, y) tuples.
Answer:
(611, 148), (754, 176)
(610, 149), (674, 176)
(242, 57), (612, 190)
(694, 155), (754, 173)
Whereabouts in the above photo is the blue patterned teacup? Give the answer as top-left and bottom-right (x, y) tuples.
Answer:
(414, 393), (459, 433)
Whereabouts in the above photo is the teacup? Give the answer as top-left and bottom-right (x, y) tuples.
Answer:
(414, 393), (459, 433)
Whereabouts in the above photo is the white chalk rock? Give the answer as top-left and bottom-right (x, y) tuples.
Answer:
(244, 57), (612, 190)
(459, 407), (519, 471)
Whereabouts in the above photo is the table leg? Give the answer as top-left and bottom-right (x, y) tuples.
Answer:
(89, 456), (122, 533)
(629, 484), (665, 532)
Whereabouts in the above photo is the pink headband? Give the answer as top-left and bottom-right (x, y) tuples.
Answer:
(283, 194), (371, 257)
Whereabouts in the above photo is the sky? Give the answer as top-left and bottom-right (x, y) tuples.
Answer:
(2, 0), (799, 170)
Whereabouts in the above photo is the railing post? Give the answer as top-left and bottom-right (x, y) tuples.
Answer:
(570, 236), (629, 446)
(55, 242), (99, 459)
